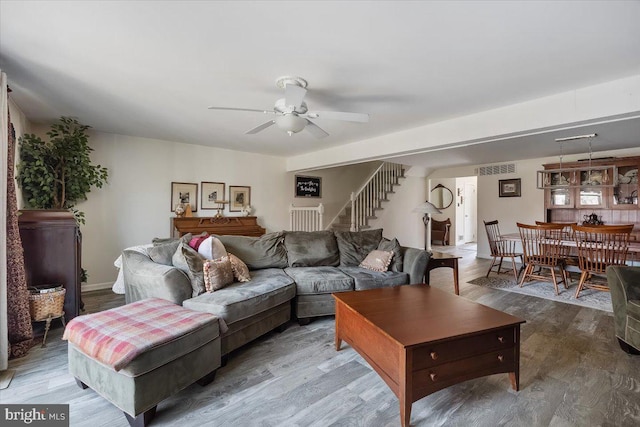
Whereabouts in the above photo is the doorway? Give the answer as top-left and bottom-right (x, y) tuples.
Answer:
(428, 176), (478, 252)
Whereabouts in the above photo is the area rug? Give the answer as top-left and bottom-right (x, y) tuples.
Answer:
(468, 275), (613, 312)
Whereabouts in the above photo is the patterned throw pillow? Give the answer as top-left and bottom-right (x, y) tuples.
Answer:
(203, 256), (234, 292)
(359, 250), (394, 272)
(228, 253), (251, 282)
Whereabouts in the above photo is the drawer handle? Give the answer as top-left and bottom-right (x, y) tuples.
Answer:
(430, 373), (437, 381)
(497, 355), (504, 362)
(430, 351), (438, 360)
(497, 336), (505, 343)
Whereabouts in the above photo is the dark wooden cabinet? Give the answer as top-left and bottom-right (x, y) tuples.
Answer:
(18, 210), (82, 322)
(542, 156), (640, 239)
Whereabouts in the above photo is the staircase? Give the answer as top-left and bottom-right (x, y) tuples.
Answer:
(330, 162), (405, 232)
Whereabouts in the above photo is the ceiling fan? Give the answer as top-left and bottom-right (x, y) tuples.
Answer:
(208, 76), (369, 138)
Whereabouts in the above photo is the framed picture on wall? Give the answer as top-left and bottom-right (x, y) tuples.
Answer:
(498, 178), (521, 197)
(295, 175), (322, 198)
(171, 182), (198, 212)
(201, 182), (225, 209)
(229, 185), (251, 212)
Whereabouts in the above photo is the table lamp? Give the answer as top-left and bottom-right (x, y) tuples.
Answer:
(412, 201), (442, 251)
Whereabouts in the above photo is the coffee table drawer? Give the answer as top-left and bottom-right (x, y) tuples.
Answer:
(415, 348), (515, 386)
(412, 327), (516, 370)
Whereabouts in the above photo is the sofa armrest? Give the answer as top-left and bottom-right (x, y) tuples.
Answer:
(401, 247), (431, 284)
(607, 266), (640, 342)
(608, 266), (640, 303)
(122, 249), (192, 305)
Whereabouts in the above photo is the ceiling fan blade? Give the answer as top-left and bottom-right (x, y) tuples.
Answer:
(245, 120), (275, 134)
(208, 106), (275, 114)
(305, 111), (369, 123)
(305, 119), (329, 139)
(285, 84), (307, 109)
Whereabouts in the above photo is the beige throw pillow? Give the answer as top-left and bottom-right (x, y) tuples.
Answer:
(228, 253), (251, 282)
(203, 256), (234, 292)
(359, 250), (394, 272)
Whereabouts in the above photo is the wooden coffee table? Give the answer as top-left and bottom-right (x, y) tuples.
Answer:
(333, 285), (525, 427)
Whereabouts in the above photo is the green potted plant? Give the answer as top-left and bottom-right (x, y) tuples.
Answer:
(17, 116), (108, 224)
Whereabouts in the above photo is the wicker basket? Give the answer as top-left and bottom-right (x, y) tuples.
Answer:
(29, 287), (66, 321)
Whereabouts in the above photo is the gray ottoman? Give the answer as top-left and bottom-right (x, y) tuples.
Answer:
(64, 298), (221, 427)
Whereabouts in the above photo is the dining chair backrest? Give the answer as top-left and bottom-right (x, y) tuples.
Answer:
(484, 220), (502, 256)
(571, 224), (634, 274)
(535, 221), (577, 239)
(517, 222), (566, 264)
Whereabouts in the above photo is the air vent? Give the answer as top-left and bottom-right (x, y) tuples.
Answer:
(475, 163), (516, 176)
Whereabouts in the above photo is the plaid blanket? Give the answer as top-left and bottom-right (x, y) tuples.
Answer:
(63, 298), (218, 371)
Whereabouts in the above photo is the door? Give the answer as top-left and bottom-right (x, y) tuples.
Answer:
(463, 182), (477, 243)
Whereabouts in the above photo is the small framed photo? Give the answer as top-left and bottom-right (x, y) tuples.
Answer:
(201, 182), (225, 210)
(229, 185), (251, 212)
(499, 178), (521, 198)
(171, 182), (198, 212)
(295, 175), (322, 198)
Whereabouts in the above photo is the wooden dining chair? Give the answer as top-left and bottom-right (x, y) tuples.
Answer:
(483, 220), (522, 282)
(517, 223), (571, 295)
(535, 221), (579, 267)
(571, 224), (634, 298)
(535, 221), (576, 239)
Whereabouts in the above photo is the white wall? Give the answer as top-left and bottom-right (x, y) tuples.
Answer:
(368, 168), (428, 249)
(287, 74), (640, 171)
(50, 131), (289, 288)
(286, 161), (381, 229)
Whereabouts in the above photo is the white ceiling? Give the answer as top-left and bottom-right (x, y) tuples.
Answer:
(1, 1), (640, 170)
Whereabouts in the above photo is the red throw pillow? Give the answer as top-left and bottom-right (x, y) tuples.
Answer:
(188, 235), (209, 251)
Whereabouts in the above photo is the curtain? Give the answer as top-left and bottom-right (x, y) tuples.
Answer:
(3, 73), (33, 359)
(1, 70), (7, 369)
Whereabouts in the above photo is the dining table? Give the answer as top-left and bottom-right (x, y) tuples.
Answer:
(499, 232), (640, 263)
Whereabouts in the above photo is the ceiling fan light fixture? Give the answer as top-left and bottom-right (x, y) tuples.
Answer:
(275, 114), (307, 134)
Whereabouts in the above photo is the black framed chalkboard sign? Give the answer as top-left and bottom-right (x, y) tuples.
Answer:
(295, 175), (322, 198)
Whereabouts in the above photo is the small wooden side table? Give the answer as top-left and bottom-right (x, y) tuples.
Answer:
(424, 251), (462, 295)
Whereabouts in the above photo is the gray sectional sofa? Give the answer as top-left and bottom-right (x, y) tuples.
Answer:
(122, 229), (429, 356)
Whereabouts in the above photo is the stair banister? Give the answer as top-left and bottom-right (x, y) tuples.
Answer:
(326, 162), (404, 232)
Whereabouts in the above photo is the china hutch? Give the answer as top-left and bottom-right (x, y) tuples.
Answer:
(538, 155), (639, 236)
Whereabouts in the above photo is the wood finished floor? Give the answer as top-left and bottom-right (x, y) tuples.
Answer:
(2, 244), (640, 426)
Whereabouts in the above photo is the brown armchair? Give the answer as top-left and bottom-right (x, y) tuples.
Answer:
(431, 218), (451, 245)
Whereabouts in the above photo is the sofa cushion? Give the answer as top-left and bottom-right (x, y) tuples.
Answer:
(172, 243), (207, 297)
(335, 229), (384, 266)
(378, 237), (404, 272)
(284, 231), (339, 267)
(151, 233), (192, 246)
(285, 266), (354, 295)
(148, 233), (192, 266)
(217, 232), (288, 270)
(183, 268), (295, 324)
(339, 266), (409, 291)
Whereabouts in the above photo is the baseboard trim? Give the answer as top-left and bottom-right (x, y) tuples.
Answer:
(82, 282), (113, 292)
